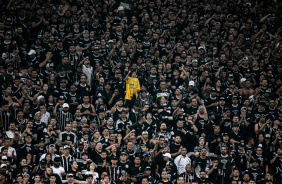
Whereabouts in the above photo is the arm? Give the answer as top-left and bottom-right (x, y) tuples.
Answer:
(39, 54), (51, 68)
(254, 123), (266, 135)
(215, 66), (224, 78)
(259, 14), (271, 23)
(270, 153), (279, 165)
(53, 103), (60, 116)
(202, 101), (208, 120)
(89, 105), (96, 116)
(108, 93), (116, 106)
(110, 104), (117, 114)
(171, 148), (181, 157)
(124, 71), (131, 81)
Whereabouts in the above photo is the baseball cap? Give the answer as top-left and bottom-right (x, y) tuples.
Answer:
(40, 159), (46, 164)
(22, 172), (30, 177)
(37, 95), (44, 102)
(63, 103), (69, 108)
(228, 73), (234, 78)
(64, 145), (71, 149)
(166, 161), (174, 167)
(1, 156), (7, 161)
(81, 116), (87, 121)
(68, 173), (74, 177)
(239, 142), (245, 147)
(58, 96), (65, 100)
(120, 170), (128, 176)
(120, 152), (128, 155)
(60, 79), (67, 83)
(198, 46), (204, 50)
(145, 166), (151, 170)
(163, 153), (171, 159)
(28, 50), (36, 55)
(112, 156), (118, 160)
(219, 96), (225, 100)
(189, 81), (195, 86)
(54, 156), (61, 162)
(222, 133), (229, 136)
(211, 88), (216, 92)
(142, 131), (149, 135)
(0, 164), (7, 168)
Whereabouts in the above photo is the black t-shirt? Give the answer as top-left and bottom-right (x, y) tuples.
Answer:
(233, 150), (248, 171)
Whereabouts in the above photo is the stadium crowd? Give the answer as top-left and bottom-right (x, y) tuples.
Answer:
(0, 0), (282, 183)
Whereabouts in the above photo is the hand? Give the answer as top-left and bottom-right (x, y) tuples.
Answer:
(200, 99), (204, 105)
(213, 161), (218, 167)
(217, 137), (221, 142)
(131, 178), (137, 182)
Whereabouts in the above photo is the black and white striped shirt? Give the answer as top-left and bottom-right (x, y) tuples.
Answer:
(59, 131), (77, 145)
(0, 109), (14, 132)
(56, 111), (73, 132)
(60, 154), (74, 173)
(107, 166), (122, 183)
(179, 172), (195, 183)
(136, 93), (153, 108)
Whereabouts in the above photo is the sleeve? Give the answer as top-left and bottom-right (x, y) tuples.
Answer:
(174, 156), (180, 167)
(137, 79), (140, 91)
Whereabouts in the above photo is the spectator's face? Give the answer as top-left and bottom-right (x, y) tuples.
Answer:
(233, 116), (239, 122)
(221, 147), (227, 154)
(214, 126), (220, 134)
(67, 176), (74, 183)
(201, 148), (207, 156)
(200, 172), (206, 179)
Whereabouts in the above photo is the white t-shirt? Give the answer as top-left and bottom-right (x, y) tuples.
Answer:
(51, 166), (65, 179)
(0, 146), (17, 157)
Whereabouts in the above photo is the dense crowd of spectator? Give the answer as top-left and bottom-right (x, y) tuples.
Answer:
(0, 0), (282, 183)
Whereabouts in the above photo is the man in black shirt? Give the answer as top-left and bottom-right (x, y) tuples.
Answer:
(114, 170), (131, 184)
(217, 145), (235, 183)
(207, 158), (221, 184)
(128, 156), (144, 184)
(229, 123), (244, 150)
(196, 170), (210, 184)
(245, 159), (264, 183)
(204, 88), (218, 113)
(128, 115), (145, 136)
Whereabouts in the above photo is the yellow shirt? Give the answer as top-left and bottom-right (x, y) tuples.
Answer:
(125, 77), (140, 100)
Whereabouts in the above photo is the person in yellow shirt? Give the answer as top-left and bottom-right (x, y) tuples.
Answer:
(124, 70), (140, 105)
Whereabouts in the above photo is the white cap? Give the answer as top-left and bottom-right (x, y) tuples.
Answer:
(28, 49), (36, 55)
(189, 81), (195, 86)
(240, 78), (247, 83)
(63, 103), (69, 108)
(1, 156), (7, 160)
(163, 153), (171, 159)
(0, 164), (7, 168)
(117, 6), (124, 12)
(198, 46), (204, 50)
(107, 118), (113, 123)
(37, 95), (44, 102)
